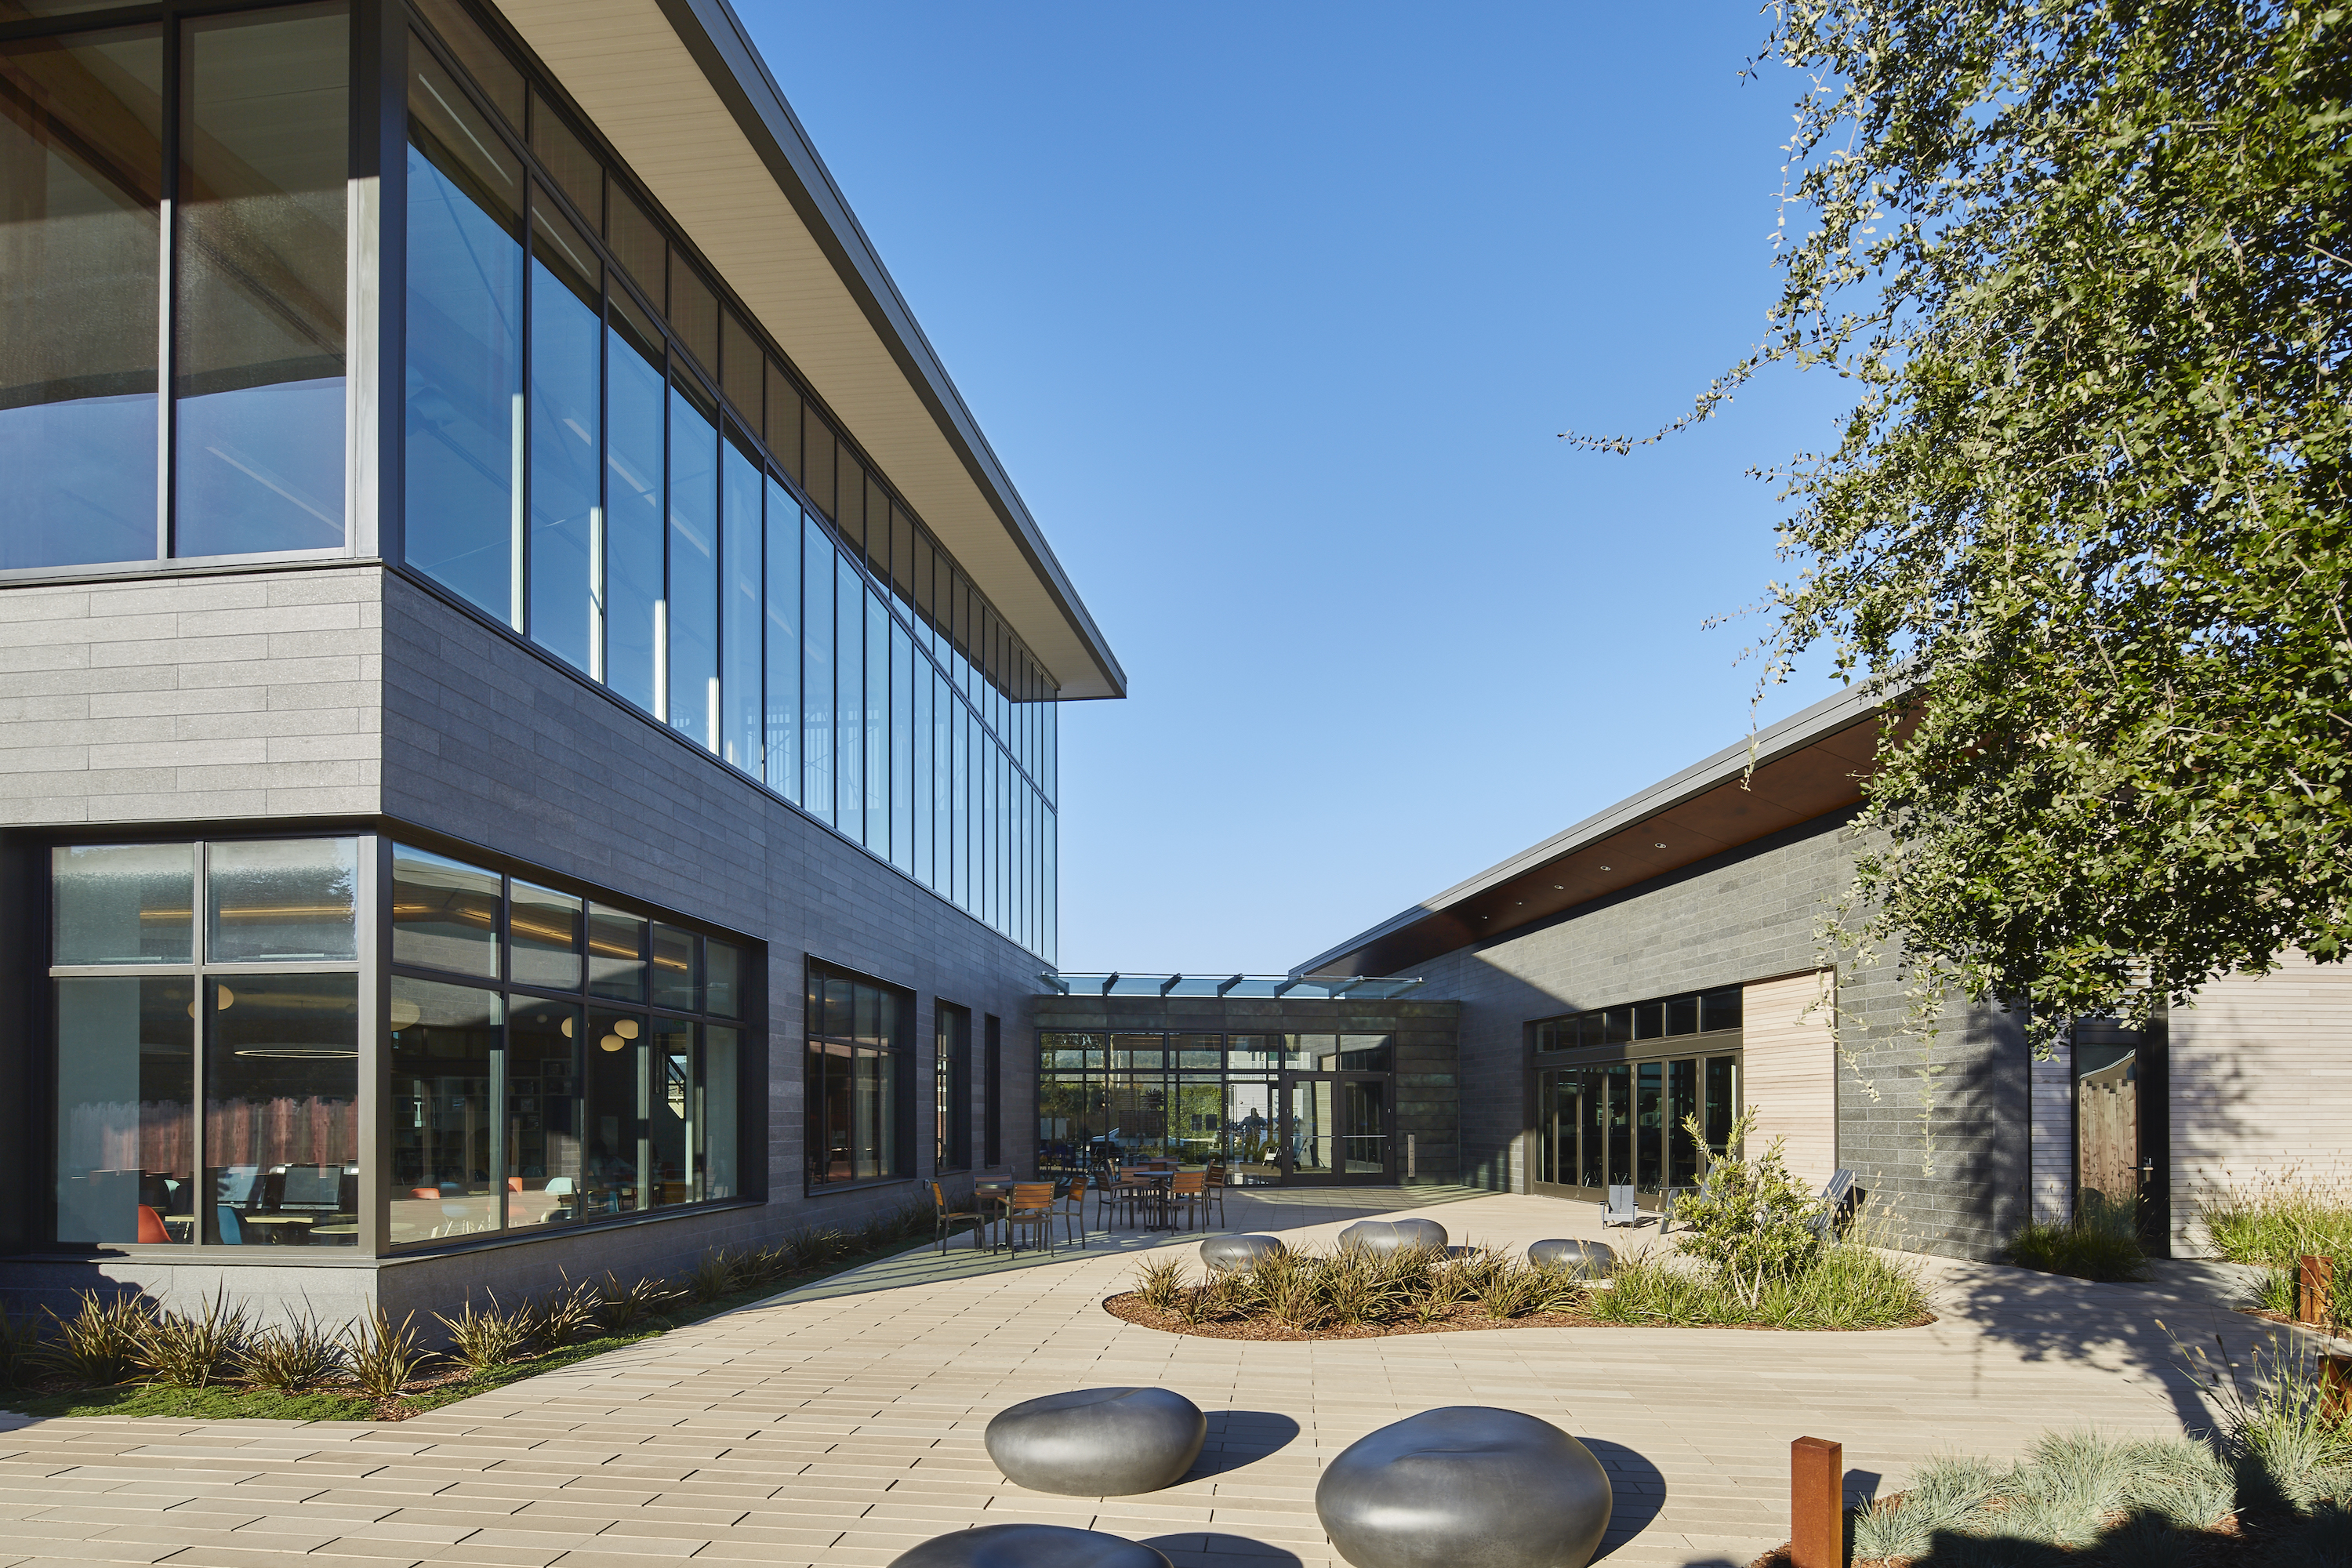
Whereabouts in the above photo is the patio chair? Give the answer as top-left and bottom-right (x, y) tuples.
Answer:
(1809, 1168), (1859, 1240)
(1096, 1167), (1129, 1231)
(1059, 1176), (1090, 1248)
(1659, 1167), (1719, 1236)
(999, 1183), (1058, 1254)
(932, 1181), (986, 1254)
(1602, 1185), (1642, 1227)
(1203, 1163), (1229, 1227)
(1167, 1169), (1208, 1232)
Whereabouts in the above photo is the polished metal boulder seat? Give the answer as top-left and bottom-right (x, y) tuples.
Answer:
(1200, 1233), (1287, 1270)
(1315, 1406), (1613, 1568)
(1338, 1218), (1448, 1254)
(889, 1524), (1173, 1568)
(984, 1387), (1207, 1496)
(1527, 1239), (1615, 1277)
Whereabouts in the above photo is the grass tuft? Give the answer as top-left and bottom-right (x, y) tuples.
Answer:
(2003, 1217), (2151, 1282)
(234, 1313), (347, 1392)
(1592, 1240), (1930, 1330)
(132, 1291), (252, 1388)
(2201, 1167), (2352, 1329)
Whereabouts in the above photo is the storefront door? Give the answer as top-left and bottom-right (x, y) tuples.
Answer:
(1281, 1073), (1392, 1183)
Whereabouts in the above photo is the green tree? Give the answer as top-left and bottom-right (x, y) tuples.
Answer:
(1577, 1), (2352, 1042)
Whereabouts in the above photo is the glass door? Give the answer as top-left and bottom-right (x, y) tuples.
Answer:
(1280, 1073), (1392, 1183)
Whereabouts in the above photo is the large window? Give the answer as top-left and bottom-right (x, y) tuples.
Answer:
(0, 5), (348, 572)
(51, 839), (361, 1249)
(934, 1001), (971, 1173)
(1530, 987), (1744, 1201)
(805, 964), (911, 1189)
(44, 835), (751, 1251)
(1038, 1032), (1398, 1186)
(397, 0), (1059, 960)
(387, 842), (748, 1244)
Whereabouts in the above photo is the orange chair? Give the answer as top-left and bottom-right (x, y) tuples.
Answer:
(136, 1205), (172, 1243)
(1060, 1177), (1089, 1247)
(1167, 1170), (1208, 1231)
(931, 1181), (986, 1253)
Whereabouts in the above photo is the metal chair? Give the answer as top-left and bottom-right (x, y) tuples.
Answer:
(1809, 1168), (1859, 1240)
(1203, 1163), (1229, 1227)
(1059, 1177), (1090, 1247)
(1000, 1182), (1058, 1254)
(932, 1181), (986, 1253)
(1095, 1167), (1129, 1231)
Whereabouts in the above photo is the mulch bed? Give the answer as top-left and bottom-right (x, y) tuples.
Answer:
(1103, 1292), (1935, 1339)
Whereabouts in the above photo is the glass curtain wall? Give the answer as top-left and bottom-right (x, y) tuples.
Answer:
(387, 842), (746, 1243)
(397, 1), (1058, 960)
(1, 5), (348, 570)
(1037, 1032), (1396, 1186)
(805, 964), (912, 1189)
(1531, 987), (1744, 1203)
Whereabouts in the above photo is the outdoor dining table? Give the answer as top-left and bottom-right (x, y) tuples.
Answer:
(1119, 1169), (1179, 1232)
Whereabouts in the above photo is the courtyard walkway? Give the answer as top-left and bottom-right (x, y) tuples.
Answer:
(0, 1189), (2314, 1568)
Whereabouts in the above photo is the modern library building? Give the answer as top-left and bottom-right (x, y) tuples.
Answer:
(0, 0), (1116, 1316)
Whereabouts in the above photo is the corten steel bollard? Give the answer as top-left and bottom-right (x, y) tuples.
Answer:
(2324, 1355), (2352, 1423)
(1790, 1436), (1843, 1568)
(2300, 1255), (2335, 1326)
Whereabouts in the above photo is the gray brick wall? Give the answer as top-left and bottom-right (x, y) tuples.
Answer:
(1403, 811), (2030, 1260)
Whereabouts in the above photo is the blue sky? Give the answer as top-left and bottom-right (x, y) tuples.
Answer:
(736, 3), (1856, 975)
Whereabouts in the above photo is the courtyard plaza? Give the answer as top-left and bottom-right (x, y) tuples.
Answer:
(0, 1188), (2312, 1568)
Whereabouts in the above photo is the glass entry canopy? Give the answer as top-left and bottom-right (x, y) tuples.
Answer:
(1039, 1031), (1398, 1185)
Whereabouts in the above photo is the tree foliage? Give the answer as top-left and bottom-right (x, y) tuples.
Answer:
(1578, 1), (2352, 1041)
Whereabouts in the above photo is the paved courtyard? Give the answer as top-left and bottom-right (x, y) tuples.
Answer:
(0, 1189), (2312, 1568)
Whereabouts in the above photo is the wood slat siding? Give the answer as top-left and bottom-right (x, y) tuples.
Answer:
(2031, 1047), (2075, 1225)
(2169, 955), (2352, 1255)
(1743, 971), (1838, 1188)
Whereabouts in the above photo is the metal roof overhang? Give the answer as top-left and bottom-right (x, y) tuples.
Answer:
(487, 0), (1127, 700)
(1294, 684), (1893, 978)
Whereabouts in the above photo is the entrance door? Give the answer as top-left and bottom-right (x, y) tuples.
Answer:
(2074, 1033), (2167, 1250)
(1280, 1073), (1391, 1183)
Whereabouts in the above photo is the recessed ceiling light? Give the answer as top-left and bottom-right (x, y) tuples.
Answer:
(1599, 865), (1611, 872)
(1552, 884), (1563, 891)
(1653, 842), (1667, 849)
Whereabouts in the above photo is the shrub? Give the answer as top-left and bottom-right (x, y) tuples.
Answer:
(1135, 1257), (1186, 1313)
(529, 1280), (601, 1348)
(1670, 1110), (1823, 1299)
(2004, 1217), (2151, 1282)
(596, 1272), (684, 1332)
(235, 1314), (347, 1392)
(39, 1292), (151, 1386)
(2201, 1167), (2352, 1327)
(1592, 1242), (1928, 1330)
(343, 1309), (429, 1399)
(688, 1250), (746, 1304)
(2172, 1331), (2352, 1507)
(1850, 1431), (2236, 1560)
(436, 1295), (535, 1374)
(132, 1293), (251, 1388)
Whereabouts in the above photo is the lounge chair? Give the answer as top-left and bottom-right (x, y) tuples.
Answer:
(1809, 1167), (1858, 1239)
(1602, 1185), (1642, 1227)
(1660, 1167), (1721, 1235)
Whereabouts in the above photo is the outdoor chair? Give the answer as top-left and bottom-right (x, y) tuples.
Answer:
(1059, 1176), (1090, 1247)
(1167, 1169), (1208, 1231)
(932, 1181), (986, 1254)
(1203, 1163), (1229, 1226)
(1809, 1167), (1859, 1240)
(1659, 1167), (1720, 1235)
(999, 1182), (1058, 1254)
(1602, 1185), (1642, 1227)
(1096, 1167), (1130, 1231)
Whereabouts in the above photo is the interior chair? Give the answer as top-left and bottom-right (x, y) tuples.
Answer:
(136, 1205), (172, 1244)
(1000, 1183), (1058, 1254)
(932, 1181), (986, 1254)
(215, 1205), (244, 1244)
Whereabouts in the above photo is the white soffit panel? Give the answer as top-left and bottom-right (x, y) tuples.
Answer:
(490, 0), (1120, 698)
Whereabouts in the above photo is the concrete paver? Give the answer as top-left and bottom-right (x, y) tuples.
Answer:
(0, 1188), (2314, 1566)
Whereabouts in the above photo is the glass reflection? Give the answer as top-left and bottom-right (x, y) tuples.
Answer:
(764, 478), (798, 800)
(204, 973), (358, 1246)
(801, 512), (833, 823)
(505, 999), (581, 1226)
(390, 843), (499, 978)
(174, 5), (347, 558)
(53, 843), (192, 966)
(510, 878), (582, 988)
(666, 384), (717, 746)
(528, 195), (600, 673)
(55, 976), (194, 1243)
(0, 27), (164, 570)
(205, 837), (357, 962)
(722, 438), (761, 775)
(388, 976), (499, 1242)
(604, 296), (662, 713)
